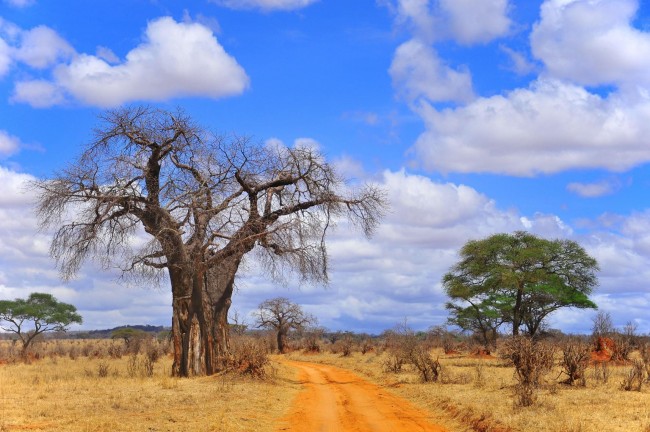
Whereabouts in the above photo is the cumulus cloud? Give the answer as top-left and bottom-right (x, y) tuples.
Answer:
(532, 0), (650, 87)
(13, 25), (74, 69)
(0, 21), (73, 78)
(437, 0), (511, 45)
(387, 0), (511, 44)
(12, 79), (65, 107)
(0, 165), (647, 332)
(567, 178), (622, 198)
(0, 130), (21, 157)
(389, 39), (474, 104)
(410, 78), (650, 175)
(211, 0), (319, 11)
(13, 17), (249, 108)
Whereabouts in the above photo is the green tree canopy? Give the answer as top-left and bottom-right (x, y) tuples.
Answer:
(443, 231), (598, 340)
(0, 292), (83, 353)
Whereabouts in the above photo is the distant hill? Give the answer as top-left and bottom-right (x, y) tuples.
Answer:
(72, 325), (169, 339)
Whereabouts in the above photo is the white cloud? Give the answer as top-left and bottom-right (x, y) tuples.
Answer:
(12, 79), (66, 108)
(387, 0), (511, 44)
(389, 39), (474, 104)
(0, 22), (73, 76)
(0, 131), (20, 157)
(438, 0), (511, 45)
(211, 0), (319, 11)
(3, 0), (35, 7)
(567, 178), (621, 198)
(410, 78), (650, 175)
(14, 25), (74, 69)
(531, 0), (650, 87)
(0, 165), (648, 333)
(500, 45), (536, 75)
(13, 17), (249, 108)
(0, 38), (11, 77)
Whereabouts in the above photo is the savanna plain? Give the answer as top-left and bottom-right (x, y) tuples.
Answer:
(1, 333), (649, 432)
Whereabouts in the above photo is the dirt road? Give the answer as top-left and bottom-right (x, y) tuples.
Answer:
(276, 360), (448, 432)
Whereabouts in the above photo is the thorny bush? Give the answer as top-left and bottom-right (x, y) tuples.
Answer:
(501, 336), (555, 407)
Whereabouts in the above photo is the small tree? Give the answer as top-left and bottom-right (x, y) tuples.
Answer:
(255, 297), (316, 353)
(0, 292), (82, 354)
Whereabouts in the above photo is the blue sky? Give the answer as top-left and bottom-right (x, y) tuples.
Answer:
(2, 0), (650, 335)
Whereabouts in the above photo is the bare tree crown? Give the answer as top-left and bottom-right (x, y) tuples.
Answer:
(33, 107), (386, 285)
(255, 297), (316, 332)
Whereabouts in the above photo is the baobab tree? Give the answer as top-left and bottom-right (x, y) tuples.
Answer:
(255, 297), (316, 353)
(33, 107), (386, 377)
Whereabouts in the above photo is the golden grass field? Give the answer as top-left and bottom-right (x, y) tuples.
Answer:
(0, 340), (301, 432)
(1, 339), (649, 432)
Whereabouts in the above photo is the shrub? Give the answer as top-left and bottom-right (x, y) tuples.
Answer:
(360, 338), (374, 355)
(382, 352), (405, 373)
(640, 344), (650, 382)
(560, 340), (591, 386)
(410, 345), (441, 382)
(592, 361), (610, 384)
(126, 354), (138, 378)
(621, 360), (646, 392)
(501, 336), (555, 406)
(228, 337), (269, 379)
(97, 361), (110, 378)
(339, 336), (354, 357)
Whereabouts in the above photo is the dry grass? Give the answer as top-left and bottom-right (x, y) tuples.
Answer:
(287, 348), (650, 432)
(3, 339), (650, 432)
(0, 340), (299, 432)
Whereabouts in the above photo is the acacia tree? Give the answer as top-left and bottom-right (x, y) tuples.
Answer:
(0, 292), (82, 354)
(34, 107), (386, 377)
(445, 297), (506, 349)
(444, 231), (598, 338)
(255, 297), (316, 353)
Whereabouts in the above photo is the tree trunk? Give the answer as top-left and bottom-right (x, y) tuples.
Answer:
(512, 286), (524, 336)
(171, 272), (211, 377)
(277, 330), (287, 354)
(170, 255), (243, 377)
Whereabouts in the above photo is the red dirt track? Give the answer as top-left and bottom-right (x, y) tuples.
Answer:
(276, 360), (447, 432)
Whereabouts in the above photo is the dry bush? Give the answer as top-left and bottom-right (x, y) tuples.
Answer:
(126, 353), (138, 378)
(410, 346), (442, 383)
(0, 341), (19, 363)
(228, 337), (270, 379)
(339, 336), (354, 357)
(97, 360), (110, 378)
(360, 338), (374, 355)
(621, 360), (646, 392)
(107, 341), (124, 359)
(610, 334), (633, 362)
(474, 362), (485, 388)
(141, 355), (155, 377)
(640, 344), (650, 381)
(302, 327), (324, 353)
(560, 340), (591, 386)
(591, 361), (610, 384)
(382, 352), (405, 373)
(500, 336), (555, 406)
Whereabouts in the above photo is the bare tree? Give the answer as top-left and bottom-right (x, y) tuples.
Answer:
(33, 107), (386, 377)
(255, 297), (316, 353)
